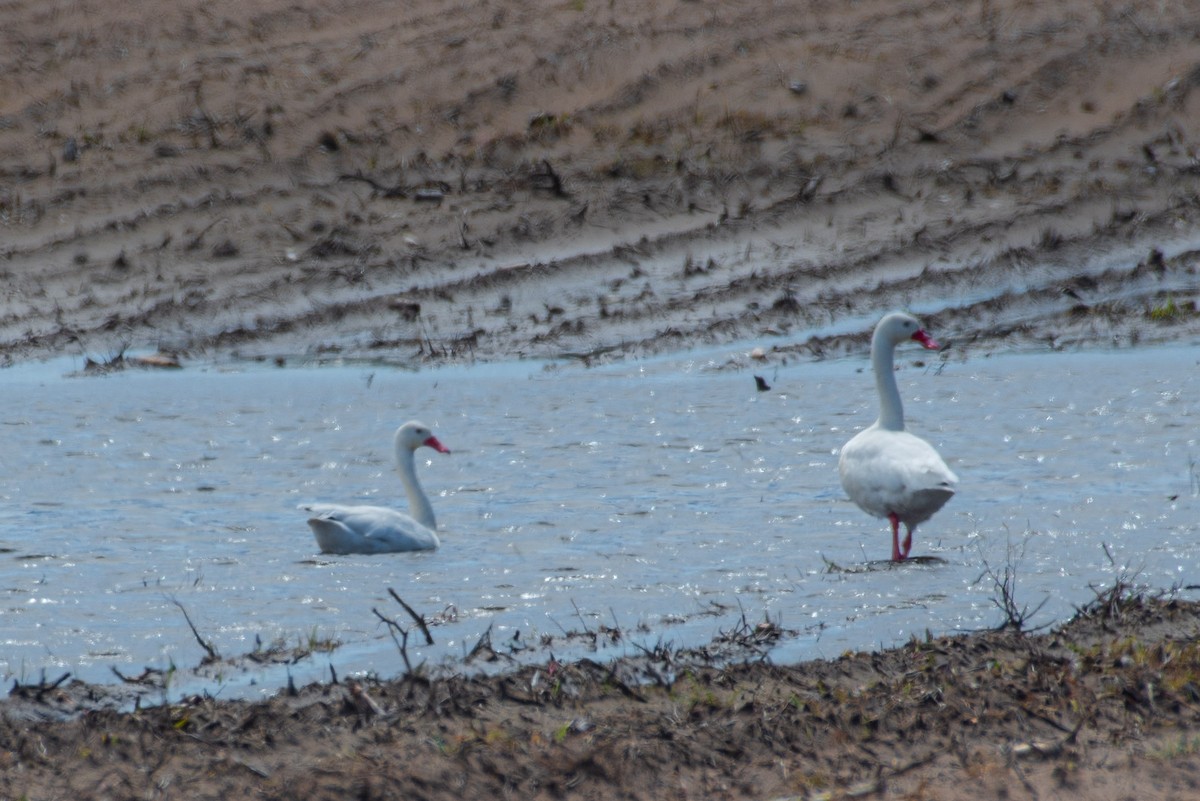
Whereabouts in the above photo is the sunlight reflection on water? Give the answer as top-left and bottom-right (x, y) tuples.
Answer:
(1, 343), (1198, 697)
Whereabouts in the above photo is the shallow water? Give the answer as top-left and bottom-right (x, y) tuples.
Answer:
(2, 343), (1198, 699)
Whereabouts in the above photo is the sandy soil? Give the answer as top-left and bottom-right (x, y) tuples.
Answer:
(2, 0), (1200, 369)
(4, 0), (1200, 798)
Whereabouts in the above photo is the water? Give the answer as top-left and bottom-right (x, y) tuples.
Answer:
(2, 343), (1198, 700)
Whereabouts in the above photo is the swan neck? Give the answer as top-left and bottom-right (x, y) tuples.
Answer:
(872, 331), (905, 431)
(396, 447), (436, 530)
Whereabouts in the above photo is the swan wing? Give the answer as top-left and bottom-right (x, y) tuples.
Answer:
(839, 428), (957, 522)
(300, 503), (439, 554)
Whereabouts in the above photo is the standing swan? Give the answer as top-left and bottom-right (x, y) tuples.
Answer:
(839, 312), (957, 562)
(301, 421), (451, 554)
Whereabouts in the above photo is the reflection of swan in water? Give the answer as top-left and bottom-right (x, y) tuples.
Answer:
(301, 421), (451, 554)
(839, 312), (958, 562)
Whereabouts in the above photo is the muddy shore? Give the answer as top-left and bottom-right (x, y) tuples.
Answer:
(2, 1), (1200, 369)
(4, 1), (1200, 798)
(5, 590), (1200, 801)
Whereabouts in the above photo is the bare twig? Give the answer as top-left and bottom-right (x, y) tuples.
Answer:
(170, 596), (220, 664)
(974, 530), (1050, 632)
(183, 217), (228, 251)
(465, 622), (497, 663)
(1076, 547), (1146, 622)
(388, 588), (434, 645)
(10, 670), (72, 701)
(110, 666), (164, 685)
(571, 599), (593, 635)
(372, 606), (413, 675)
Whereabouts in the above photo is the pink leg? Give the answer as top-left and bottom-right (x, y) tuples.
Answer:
(900, 526), (913, 560)
(888, 512), (904, 562)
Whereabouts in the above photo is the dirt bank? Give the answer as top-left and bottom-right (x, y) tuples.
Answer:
(2, 0), (1200, 369)
(5, 591), (1200, 800)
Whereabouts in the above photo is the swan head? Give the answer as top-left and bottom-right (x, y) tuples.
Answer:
(877, 312), (941, 351)
(395, 420), (451, 455)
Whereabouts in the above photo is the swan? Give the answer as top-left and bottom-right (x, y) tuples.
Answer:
(838, 312), (957, 562)
(301, 420), (451, 554)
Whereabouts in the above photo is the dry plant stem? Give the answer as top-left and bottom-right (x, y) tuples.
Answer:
(388, 587), (434, 645)
(372, 606), (412, 674)
(465, 622), (496, 663)
(182, 217), (227, 251)
(9, 670), (71, 700)
(974, 533), (1050, 632)
(571, 598), (593, 635)
(171, 596), (220, 664)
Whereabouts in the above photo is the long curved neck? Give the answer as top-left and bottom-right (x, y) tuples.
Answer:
(395, 447), (436, 530)
(871, 331), (905, 432)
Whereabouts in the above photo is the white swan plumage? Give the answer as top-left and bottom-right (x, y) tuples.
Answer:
(839, 312), (957, 562)
(301, 420), (450, 554)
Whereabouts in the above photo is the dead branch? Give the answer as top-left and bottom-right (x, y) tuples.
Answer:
(10, 670), (72, 701)
(465, 622), (495, 663)
(110, 666), (165, 686)
(372, 605), (414, 675)
(388, 588), (434, 645)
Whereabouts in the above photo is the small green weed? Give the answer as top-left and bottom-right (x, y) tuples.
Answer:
(1148, 295), (1196, 322)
